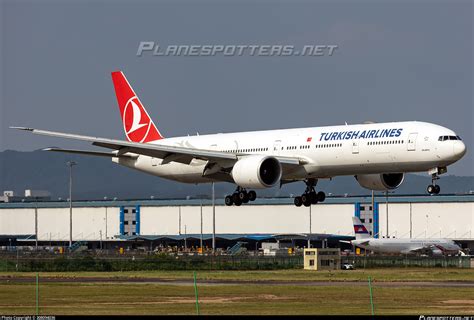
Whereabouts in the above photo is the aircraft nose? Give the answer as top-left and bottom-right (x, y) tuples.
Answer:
(453, 141), (466, 158)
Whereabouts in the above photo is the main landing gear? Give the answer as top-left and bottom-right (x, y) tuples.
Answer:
(427, 174), (441, 195)
(225, 187), (257, 206)
(294, 179), (326, 207)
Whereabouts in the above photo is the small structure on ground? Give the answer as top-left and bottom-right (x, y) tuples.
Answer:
(304, 248), (341, 271)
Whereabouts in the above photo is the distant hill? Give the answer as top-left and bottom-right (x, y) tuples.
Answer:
(0, 150), (473, 200)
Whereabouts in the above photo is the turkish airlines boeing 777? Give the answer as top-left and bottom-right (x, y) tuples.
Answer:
(12, 71), (467, 207)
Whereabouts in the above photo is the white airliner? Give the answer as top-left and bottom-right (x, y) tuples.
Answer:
(12, 71), (467, 207)
(351, 217), (462, 255)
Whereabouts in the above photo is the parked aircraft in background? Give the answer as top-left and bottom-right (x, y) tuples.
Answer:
(351, 217), (462, 255)
(12, 71), (466, 207)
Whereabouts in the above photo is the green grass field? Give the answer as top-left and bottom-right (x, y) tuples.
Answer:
(1, 268), (473, 315)
(1, 268), (474, 282)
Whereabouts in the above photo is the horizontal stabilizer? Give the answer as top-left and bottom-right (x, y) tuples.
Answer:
(339, 240), (352, 244)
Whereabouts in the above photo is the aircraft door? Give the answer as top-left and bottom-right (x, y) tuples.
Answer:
(407, 133), (418, 151)
(352, 141), (359, 154)
(273, 140), (282, 156)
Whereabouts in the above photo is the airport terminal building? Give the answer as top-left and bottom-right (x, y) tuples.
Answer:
(0, 194), (473, 251)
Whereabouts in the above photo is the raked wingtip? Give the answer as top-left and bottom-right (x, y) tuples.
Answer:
(9, 126), (34, 131)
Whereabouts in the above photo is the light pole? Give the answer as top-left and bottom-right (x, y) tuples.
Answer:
(104, 197), (108, 241)
(184, 225), (187, 251)
(178, 206), (181, 235)
(409, 202), (412, 239)
(67, 161), (77, 248)
(34, 197), (38, 251)
(425, 214), (429, 238)
(212, 182), (216, 254)
(385, 191), (389, 238)
(200, 200), (203, 253)
(371, 190), (374, 217)
(438, 215), (441, 238)
(307, 205), (312, 248)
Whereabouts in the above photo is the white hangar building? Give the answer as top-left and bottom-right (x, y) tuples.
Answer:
(0, 194), (473, 250)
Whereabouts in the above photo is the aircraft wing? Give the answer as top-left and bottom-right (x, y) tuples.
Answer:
(400, 246), (427, 254)
(355, 240), (370, 247)
(400, 245), (445, 255)
(11, 127), (304, 168)
(42, 147), (138, 158)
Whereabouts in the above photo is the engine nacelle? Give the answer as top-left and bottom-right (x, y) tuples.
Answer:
(231, 155), (282, 189)
(355, 173), (404, 191)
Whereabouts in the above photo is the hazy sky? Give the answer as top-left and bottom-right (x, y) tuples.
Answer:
(1, 0), (472, 175)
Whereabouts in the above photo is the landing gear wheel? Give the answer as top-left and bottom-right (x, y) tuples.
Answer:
(427, 184), (440, 194)
(301, 193), (310, 204)
(232, 193), (240, 203)
(317, 191), (326, 202)
(427, 185), (435, 194)
(309, 191), (318, 204)
(303, 196), (311, 207)
(428, 172), (441, 195)
(427, 185), (433, 194)
(225, 195), (233, 206)
(226, 187), (254, 206)
(294, 196), (303, 207)
(248, 190), (257, 201)
(294, 179), (326, 207)
(238, 191), (249, 203)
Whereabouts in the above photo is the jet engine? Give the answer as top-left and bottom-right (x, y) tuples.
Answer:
(355, 173), (404, 191)
(231, 155), (282, 189)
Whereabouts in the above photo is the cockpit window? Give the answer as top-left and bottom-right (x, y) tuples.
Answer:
(438, 135), (461, 141)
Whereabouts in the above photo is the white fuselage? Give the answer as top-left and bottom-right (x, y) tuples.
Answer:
(352, 238), (462, 255)
(113, 121), (466, 184)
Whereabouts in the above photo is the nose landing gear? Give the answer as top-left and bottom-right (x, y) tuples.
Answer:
(427, 174), (441, 195)
(225, 187), (257, 206)
(294, 179), (326, 207)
